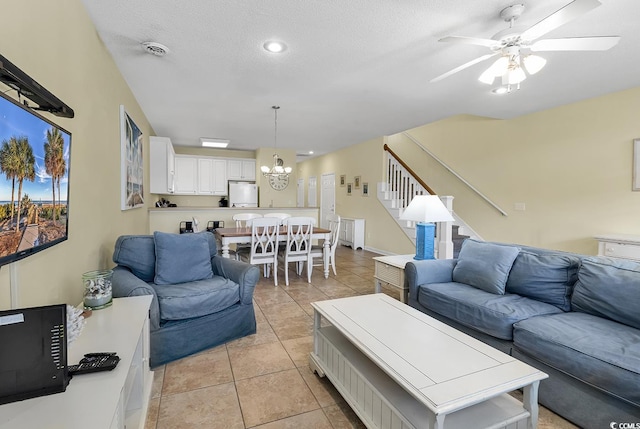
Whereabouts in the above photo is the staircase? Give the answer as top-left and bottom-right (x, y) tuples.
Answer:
(377, 145), (480, 258)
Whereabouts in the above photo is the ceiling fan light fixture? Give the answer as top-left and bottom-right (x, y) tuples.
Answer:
(478, 56), (509, 85)
(503, 66), (526, 85)
(523, 54), (547, 75)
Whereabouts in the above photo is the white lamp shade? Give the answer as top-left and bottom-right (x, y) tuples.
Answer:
(478, 56), (508, 85)
(504, 66), (527, 85)
(400, 195), (454, 223)
(260, 165), (270, 173)
(523, 54), (547, 75)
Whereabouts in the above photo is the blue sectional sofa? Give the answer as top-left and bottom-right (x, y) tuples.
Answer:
(405, 239), (640, 429)
(111, 231), (260, 367)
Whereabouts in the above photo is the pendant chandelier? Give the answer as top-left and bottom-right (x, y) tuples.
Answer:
(261, 106), (292, 178)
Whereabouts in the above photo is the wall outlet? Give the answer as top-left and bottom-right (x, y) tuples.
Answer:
(514, 202), (526, 211)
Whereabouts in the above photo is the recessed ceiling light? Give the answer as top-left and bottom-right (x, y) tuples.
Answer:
(200, 138), (229, 148)
(308, 151), (314, 155)
(263, 41), (287, 53)
(491, 86), (509, 95)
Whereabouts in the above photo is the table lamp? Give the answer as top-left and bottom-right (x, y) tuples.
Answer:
(400, 195), (454, 260)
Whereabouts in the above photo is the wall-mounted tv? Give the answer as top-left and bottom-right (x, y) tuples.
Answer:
(0, 91), (71, 267)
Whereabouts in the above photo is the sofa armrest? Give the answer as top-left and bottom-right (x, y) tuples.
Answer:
(405, 259), (458, 302)
(112, 266), (161, 331)
(211, 256), (260, 305)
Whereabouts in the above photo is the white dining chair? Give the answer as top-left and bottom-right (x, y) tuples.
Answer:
(279, 217), (314, 286)
(236, 217), (281, 285)
(231, 213), (263, 258)
(263, 213), (291, 224)
(310, 214), (341, 276)
(232, 213), (263, 228)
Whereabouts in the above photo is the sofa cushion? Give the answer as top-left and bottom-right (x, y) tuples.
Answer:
(417, 282), (562, 340)
(514, 312), (640, 406)
(154, 232), (213, 285)
(452, 239), (520, 294)
(112, 235), (156, 282)
(506, 251), (579, 311)
(153, 276), (241, 320)
(572, 257), (640, 330)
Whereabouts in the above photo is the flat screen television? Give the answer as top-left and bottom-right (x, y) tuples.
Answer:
(0, 91), (71, 267)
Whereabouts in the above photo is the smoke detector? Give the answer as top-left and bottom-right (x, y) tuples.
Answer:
(141, 42), (169, 57)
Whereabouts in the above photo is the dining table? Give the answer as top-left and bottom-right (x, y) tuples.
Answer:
(214, 226), (334, 279)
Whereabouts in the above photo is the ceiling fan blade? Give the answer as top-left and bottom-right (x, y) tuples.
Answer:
(531, 36), (620, 51)
(438, 36), (499, 49)
(430, 53), (498, 83)
(521, 0), (602, 42)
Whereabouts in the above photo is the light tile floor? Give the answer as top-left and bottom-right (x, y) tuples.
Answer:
(144, 247), (578, 429)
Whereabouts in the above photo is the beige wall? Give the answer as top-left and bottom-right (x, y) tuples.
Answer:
(298, 137), (416, 255)
(299, 86), (640, 256)
(390, 87), (640, 254)
(0, 0), (153, 309)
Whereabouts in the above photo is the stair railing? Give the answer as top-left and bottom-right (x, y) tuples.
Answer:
(383, 144), (454, 258)
(384, 144), (434, 212)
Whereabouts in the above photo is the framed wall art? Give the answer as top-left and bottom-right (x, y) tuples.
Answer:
(354, 175), (361, 189)
(362, 182), (369, 196)
(634, 139), (640, 191)
(120, 105), (144, 210)
(347, 183), (352, 195)
(340, 174), (346, 187)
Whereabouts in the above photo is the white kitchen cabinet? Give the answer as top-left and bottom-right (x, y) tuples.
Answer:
(227, 159), (256, 181)
(339, 217), (365, 250)
(198, 158), (227, 195)
(174, 155), (198, 194)
(149, 136), (175, 194)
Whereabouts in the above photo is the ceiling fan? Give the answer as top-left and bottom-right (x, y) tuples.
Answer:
(430, 0), (620, 91)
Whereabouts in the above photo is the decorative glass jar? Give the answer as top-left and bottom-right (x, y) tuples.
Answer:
(82, 269), (113, 310)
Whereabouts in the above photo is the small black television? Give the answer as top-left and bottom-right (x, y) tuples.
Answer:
(0, 304), (69, 404)
(0, 90), (71, 267)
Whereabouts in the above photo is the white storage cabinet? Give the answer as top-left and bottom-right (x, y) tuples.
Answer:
(339, 217), (365, 250)
(595, 234), (640, 261)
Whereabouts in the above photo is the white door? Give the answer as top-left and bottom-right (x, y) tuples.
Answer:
(297, 178), (305, 207)
(308, 176), (317, 208)
(320, 173), (335, 229)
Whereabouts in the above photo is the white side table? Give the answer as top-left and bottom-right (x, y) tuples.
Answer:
(373, 254), (416, 303)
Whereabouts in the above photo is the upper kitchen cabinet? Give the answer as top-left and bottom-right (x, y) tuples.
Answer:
(198, 158), (227, 195)
(149, 136), (176, 194)
(227, 159), (256, 181)
(174, 155), (198, 194)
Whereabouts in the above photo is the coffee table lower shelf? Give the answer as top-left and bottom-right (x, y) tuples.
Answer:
(309, 326), (531, 429)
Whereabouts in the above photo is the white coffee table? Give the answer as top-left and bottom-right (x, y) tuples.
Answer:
(309, 294), (548, 429)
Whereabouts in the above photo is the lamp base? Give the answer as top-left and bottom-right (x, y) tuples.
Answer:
(414, 222), (436, 260)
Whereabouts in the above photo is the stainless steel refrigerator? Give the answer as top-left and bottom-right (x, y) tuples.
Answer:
(228, 182), (258, 207)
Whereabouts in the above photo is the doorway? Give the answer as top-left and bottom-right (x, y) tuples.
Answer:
(320, 173), (335, 229)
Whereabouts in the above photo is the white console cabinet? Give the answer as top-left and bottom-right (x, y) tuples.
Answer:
(0, 296), (153, 429)
(339, 217), (365, 250)
(595, 234), (640, 261)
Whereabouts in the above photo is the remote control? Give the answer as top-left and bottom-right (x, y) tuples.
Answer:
(68, 354), (120, 376)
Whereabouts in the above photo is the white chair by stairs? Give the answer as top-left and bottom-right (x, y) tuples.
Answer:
(310, 214), (341, 276)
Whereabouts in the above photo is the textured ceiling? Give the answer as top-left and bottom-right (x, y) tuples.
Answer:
(81, 0), (640, 158)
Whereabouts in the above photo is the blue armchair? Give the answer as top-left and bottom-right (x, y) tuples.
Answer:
(111, 231), (259, 367)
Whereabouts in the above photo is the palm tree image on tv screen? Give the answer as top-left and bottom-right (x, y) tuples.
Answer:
(0, 93), (71, 263)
